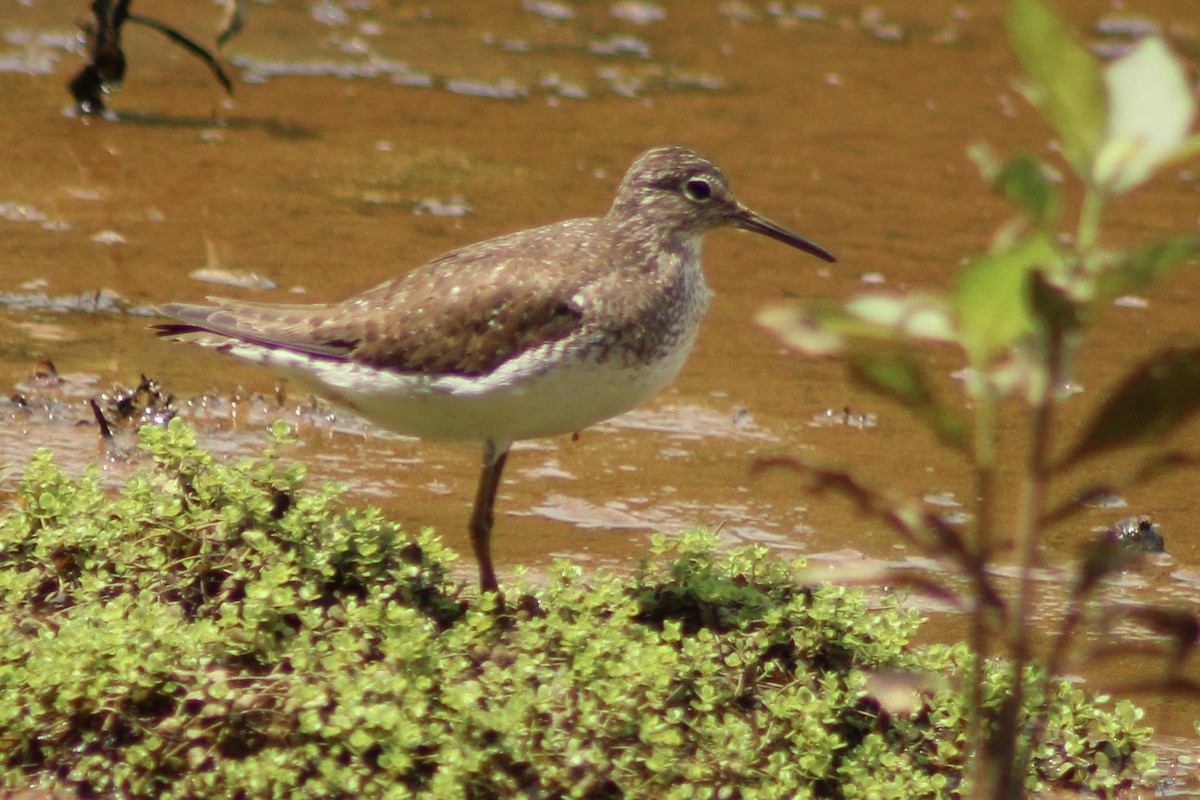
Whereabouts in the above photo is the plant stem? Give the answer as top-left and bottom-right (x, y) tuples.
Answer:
(1005, 314), (1066, 799)
(966, 381), (999, 800)
(1075, 185), (1105, 255)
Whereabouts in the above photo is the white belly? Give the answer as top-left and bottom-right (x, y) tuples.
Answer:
(226, 332), (698, 448)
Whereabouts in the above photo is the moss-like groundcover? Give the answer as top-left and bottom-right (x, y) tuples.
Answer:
(0, 421), (1153, 798)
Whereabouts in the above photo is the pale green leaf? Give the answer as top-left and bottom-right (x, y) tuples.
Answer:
(954, 233), (1060, 364)
(1095, 37), (1197, 194)
(967, 142), (1002, 182)
(1006, 0), (1106, 175)
(844, 293), (956, 342)
(756, 303), (847, 356)
(757, 293), (955, 357)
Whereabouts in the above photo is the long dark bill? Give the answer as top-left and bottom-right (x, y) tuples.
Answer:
(734, 206), (837, 264)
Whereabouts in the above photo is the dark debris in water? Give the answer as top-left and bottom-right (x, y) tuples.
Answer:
(3, 361), (347, 475)
(233, 53), (726, 102)
(0, 288), (156, 316)
(87, 374), (176, 460)
(95, 373), (177, 429)
(9, 362), (175, 436)
(68, 0), (235, 115)
(1104, 516), (1166, 555)
(1090, 12), (1200, 61)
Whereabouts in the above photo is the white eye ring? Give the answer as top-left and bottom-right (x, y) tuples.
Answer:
(683, 178), (713, 202)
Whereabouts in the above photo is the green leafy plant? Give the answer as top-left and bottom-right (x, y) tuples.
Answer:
(758, 1), (1200, 797)
(0, 419), (1154, 797)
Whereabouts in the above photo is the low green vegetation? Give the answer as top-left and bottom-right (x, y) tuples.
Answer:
(0, 420), (1154, 798)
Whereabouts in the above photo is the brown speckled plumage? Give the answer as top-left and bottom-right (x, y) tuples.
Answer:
(154, 146), (836, 593)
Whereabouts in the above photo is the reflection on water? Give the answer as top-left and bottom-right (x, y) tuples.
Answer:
(1, 0), (1199, 782)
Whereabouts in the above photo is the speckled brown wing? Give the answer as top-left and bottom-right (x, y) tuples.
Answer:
(155, 218), (617, 376)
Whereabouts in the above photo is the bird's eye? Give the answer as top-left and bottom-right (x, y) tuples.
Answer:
(683, 178), (712, 202)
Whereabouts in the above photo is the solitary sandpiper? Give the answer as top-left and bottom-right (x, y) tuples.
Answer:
(154, 146), (836, 593)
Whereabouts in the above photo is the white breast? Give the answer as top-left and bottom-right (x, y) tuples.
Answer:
(222, 324), (701, 449)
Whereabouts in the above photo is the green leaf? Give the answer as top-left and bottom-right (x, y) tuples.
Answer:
(1095, 235), (1200, 301)
(848, 352), (967, 450)
(954, 233), (1059, 364)
(1061, 346), (1200, 467)
(995, 155), (1059, 225)
(972, 146), (1060, 226)
(1095, 37), (1197, 194)
(1006, 0), (1106, 175)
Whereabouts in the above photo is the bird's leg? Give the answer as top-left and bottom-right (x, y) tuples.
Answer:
(469, 440), (509, 594)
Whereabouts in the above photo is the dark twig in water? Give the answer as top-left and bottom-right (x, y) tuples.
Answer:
(69, 0), (234, 115)
(89, 398), (115, 445)
(217, 0), (246, 48)
(126, 13), (233, 94)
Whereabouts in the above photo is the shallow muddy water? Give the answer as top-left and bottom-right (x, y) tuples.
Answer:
(2, 0), (1200, 788)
